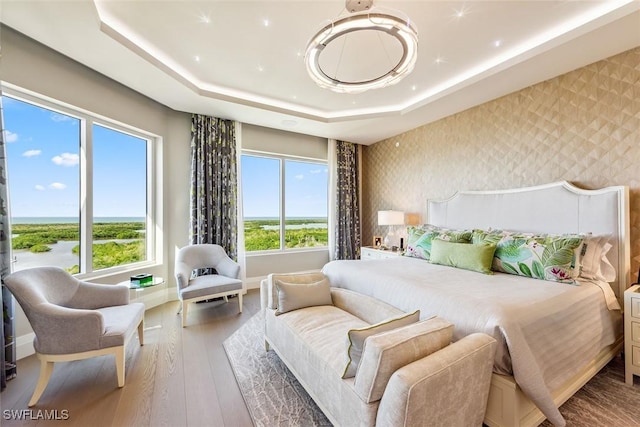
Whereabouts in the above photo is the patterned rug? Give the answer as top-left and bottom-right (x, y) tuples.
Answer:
(224, 311), (640, 427)
(223, 311), (331, 427)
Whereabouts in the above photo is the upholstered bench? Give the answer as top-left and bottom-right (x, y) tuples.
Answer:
(260, 272), (497, 427)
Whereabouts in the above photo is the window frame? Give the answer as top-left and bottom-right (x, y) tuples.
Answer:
(3, 86), (158, 277)
(241, 150), (328, 254)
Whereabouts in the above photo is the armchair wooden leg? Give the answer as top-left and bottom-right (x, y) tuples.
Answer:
(138, 318), (145, 346)
(182, 301), (188, 328)
(238, 292), (243, 313)
(115, 346), (126, 387)
(29, 358), (54, 407)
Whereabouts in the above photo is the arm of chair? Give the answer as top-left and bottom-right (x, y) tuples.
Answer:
(31, 303), (105, 354)
(215, 256), (241, 279)
(175, 261), (193, 290)
(260, 279), (269, 310)
(68, 281), (130, 309)
(375, 333), (497, 427)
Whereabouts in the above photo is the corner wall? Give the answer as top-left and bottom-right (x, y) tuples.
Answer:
(362, 47), (640, 275)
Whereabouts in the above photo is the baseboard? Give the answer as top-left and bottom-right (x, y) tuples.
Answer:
(245, 276), (266, 290)
(17, 332), (35, 360)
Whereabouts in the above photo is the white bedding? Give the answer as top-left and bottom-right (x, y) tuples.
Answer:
(322, 256), (622, 426)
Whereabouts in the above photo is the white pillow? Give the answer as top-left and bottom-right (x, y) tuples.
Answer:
(275, 277), (333, 315)
(580, 236), (616, 282)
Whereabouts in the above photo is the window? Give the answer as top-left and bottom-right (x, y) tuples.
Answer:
(241, 153), (327, 252)
(3, 92), (153, 274)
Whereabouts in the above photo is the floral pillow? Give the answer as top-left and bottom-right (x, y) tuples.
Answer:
(405, 225), (472, 260)
(485, 232), (585, 283)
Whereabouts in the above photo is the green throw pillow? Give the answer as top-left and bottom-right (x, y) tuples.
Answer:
(429, 239), (496, 274)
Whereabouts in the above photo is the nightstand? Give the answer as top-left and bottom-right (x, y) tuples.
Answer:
(361, 246), (403, 260)
(625, 284), (640, 385)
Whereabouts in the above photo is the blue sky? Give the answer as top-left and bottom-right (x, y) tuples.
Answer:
(241, 155), (328, 218)
(4, 95), (327, 219)
(3, 96), (147, 218)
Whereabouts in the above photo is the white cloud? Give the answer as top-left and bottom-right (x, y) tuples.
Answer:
(4, 130), (18, 143)
(52, 152), (79, 167)
(50, 113), (74, 123)
(48, 182), (67, 190)
(35, 185), (45, 191)
(295, 174), (304, 180)
(22, 149), (42, 157)
(309, 169), (323, 174)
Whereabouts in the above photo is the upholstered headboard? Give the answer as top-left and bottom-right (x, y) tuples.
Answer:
(428, 181), (630, 301)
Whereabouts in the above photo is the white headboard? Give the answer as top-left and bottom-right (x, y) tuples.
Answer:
(428, 181), (630, 301)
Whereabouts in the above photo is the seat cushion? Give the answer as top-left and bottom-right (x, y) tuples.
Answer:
(180, 274), (243, 300)
(97, 302), (145, 349)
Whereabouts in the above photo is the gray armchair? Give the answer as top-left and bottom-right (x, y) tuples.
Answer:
(3, 267), (145, 407)
(175, 244), (243, 327)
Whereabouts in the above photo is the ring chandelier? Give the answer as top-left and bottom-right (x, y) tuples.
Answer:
(304, 0), (418, 94)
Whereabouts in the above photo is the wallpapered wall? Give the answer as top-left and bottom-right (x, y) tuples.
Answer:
(362, 46), (640, 276)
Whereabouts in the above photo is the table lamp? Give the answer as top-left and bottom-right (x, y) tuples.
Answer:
(377, 210), (405, 249)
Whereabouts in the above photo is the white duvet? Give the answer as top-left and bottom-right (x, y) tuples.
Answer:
(322, 257), (622, 427)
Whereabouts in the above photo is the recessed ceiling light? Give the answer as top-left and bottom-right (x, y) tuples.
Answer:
(258, 65), (264, 72)
(453, 4), (470, 19)
(197, 13), (211, 24)
(494, 40), (502, 47)
(194, 55), (200, 62)
(435, 56), (445, 64)
(411, 85), (417, 91)
(263, 18), (270, 27)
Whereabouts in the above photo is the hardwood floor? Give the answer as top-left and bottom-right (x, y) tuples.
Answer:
(1, 290), (262, 427)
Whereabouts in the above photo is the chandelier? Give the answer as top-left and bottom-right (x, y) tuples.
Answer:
(304, 0), (418, 94)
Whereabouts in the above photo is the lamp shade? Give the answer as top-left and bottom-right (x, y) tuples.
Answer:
(378, 210), (405, 226)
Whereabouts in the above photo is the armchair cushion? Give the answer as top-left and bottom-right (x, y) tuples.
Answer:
(179, 274), (242, 301)
(98, 303), (146, 349)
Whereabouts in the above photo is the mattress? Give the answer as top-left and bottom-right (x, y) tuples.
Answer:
(322, 256), (622, 425)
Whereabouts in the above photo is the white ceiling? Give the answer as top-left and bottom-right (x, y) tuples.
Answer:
(1, 1), (639, 145)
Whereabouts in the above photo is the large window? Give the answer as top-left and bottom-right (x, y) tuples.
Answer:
(241, 153), (328, 252)
(3, 92), (153, 274)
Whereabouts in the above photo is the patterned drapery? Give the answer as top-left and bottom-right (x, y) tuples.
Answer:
(0, 95), (12, 390)
(190, 115), (238, 260)
(334, 140), (361, 260)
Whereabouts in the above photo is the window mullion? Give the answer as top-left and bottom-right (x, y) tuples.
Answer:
(280, 158), (285, 251)
(80, 119), (93, 273)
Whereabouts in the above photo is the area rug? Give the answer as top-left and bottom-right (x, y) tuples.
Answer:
(224, 311), (640, 427)
(223, 311), (331, 427)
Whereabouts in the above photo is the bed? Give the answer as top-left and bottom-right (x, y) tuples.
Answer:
(322, 181), (630, 427)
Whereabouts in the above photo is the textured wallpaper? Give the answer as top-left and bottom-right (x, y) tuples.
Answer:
(362, 47), (640, 276)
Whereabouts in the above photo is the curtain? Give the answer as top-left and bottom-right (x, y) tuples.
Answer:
(0, 94), (12, 389)
(234, 123), (246, 280)
(332, 140), (361, 260)
(190, 114), (238, 260)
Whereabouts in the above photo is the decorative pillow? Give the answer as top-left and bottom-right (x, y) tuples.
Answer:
(342, 309), (420, 378)
(491, 233), (585, 283)
(353, 316), (453, 403)
(404, 225), (472, 260)
(429, 239), (497, 274)
(275, 277), (333, 315)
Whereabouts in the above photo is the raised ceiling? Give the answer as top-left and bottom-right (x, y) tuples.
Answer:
(1, 1), (639, 145)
